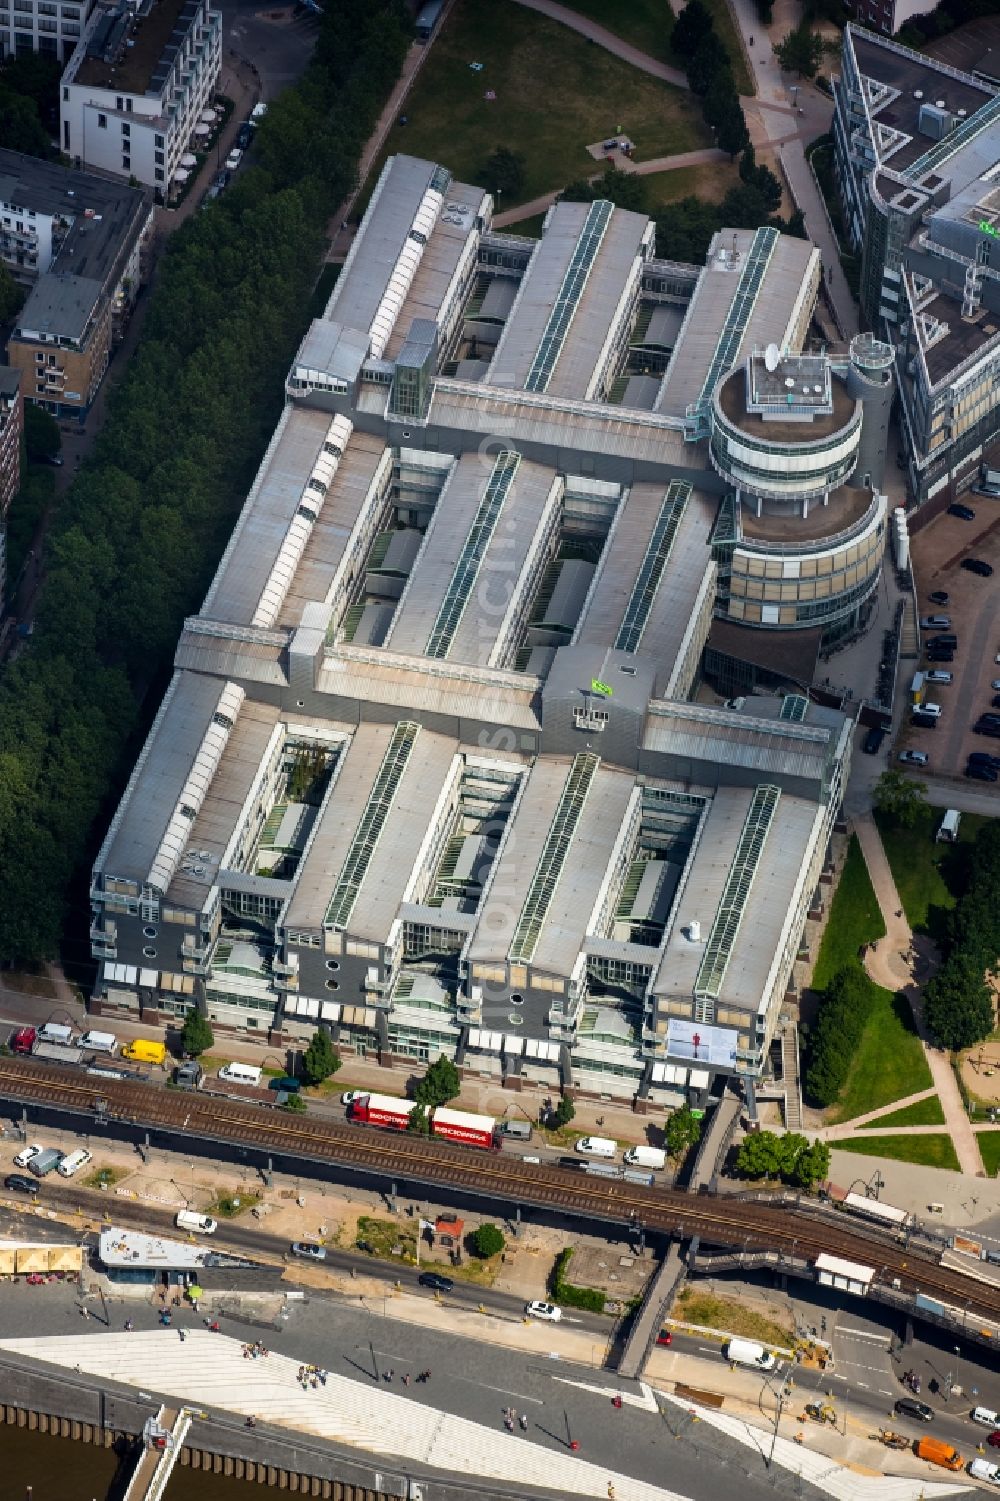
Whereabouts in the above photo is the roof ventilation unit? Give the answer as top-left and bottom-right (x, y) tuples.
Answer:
(686, 919), (702, 943)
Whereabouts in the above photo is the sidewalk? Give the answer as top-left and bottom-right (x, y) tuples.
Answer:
(852, 815), (984, 1178)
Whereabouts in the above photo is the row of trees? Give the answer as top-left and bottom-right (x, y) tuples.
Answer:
(804, 965), (878, 1106)
(923, 824), (1000, 1051)
(0, 0), (412, 967)
(734, 1129), (830, 1188)
(672, 0), (750, 161)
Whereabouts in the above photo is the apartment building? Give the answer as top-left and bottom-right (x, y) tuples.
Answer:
(834, 24), (1000, 506)
(0, 0), (90, 64)
(1, 149), (152, 424)
(60, 0), (221, 192)
(90, 155), (859, 1113)
(0, 367), (23, 613)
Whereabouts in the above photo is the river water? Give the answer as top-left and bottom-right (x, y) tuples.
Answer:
(5, 1426), (286, 1500)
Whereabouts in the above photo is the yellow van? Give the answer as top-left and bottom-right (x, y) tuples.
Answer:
(120, 1038), (167, 1066)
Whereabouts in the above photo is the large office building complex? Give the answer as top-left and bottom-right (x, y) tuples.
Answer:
(834, 24), (1000, 507)
(1, 149), (151, 424)
(60, 0), (221, 191)
(90, 156), (878, 1109)
(0, 0), (90, 64)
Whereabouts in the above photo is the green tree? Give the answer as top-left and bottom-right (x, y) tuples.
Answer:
(561, 167), (646, 214)
(414, 1055), (461, 1108)
(687, 33), (730, 95)
(671, 0), (713, 58)
(282, 1092), (307, 1112)
(407, 1102), (430, 1135)
(24, 402), (61, 462)
(805, 965), (874, 1106)
(0, 263), (24, 325)
(735, 1130), (829, 1187)
(923, 953), (994, 1051)
(180, 1009), (214, 1057)
(550, 1094), (576, 1128)
(716, 99), (750, 159)
(302, 1028), (341, 1086)
(790, 1138), (830, 1189)
(774, 23), (825, 78)
(873, 768), (927, 827)
(734, 1130), (783, 1180)
(664, 1105), (702, 1157)
(0, 53), (63, 132)
(471, 1223), (506, 1258)
(0, 83), (51, 158)
(480, 147), (527, 201)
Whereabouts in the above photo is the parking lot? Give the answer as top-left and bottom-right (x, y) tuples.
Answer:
(901, 501), (1000, 780)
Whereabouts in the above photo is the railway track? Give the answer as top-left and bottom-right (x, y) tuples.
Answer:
(0, 1058), (996, 1322)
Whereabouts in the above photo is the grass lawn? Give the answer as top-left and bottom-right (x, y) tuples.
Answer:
(828, 985), (932, 1123)
(702, 0), (754, 95)
(874, 806), (991, 943)
(556, 0), (753, 94)
(857, 1094), (944, 1129)
(355, 1214), (417, 1264)
(979, 1131), (1000, 1177)
(501, 211), (547, 237)
(674, 1288), (794, 1347)
(364, 0), (710, 210)
(642, 159), (740, 208)
(211, 1190), (262, 1218)
(811, 835), (886, 992)
(833, 1133), (960, 1171)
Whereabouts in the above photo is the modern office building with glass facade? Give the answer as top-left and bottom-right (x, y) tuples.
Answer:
(90, 154), (857, 1110)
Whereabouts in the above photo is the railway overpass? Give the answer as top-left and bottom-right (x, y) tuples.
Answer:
(0, 1057), (997, 1340)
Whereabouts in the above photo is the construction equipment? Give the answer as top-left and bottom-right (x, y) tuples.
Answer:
(870, 1430), (910, 1450)
(803, 1403), (837, 1425)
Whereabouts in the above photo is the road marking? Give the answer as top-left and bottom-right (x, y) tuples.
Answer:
(697, 1346), (719, 1355)
(836, 1327), (889, 1344)
(553, 1378), (659, 1413)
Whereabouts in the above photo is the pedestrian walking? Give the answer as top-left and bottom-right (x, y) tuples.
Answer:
(403, 1372), (410, 1386)
(179, 1328), (186, 1342)
(519, 1413), (528, 1430)
(124, 1319), (133, 1332)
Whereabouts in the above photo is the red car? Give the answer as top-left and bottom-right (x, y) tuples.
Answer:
(988, 1431), (1000, 1449)
(656, 1329), (673, 1346)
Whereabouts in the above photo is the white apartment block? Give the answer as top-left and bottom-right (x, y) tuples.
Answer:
(60, 0), (221, 192)
(0, 0), (89, 64)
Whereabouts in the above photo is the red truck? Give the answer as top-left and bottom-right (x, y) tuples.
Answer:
(10, 1027), (36, 1055)
(349, 1094), (499, 1150)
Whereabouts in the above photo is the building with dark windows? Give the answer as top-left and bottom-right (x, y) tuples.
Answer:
(0, 367), (24, 614)
(834, 25), (1000, 508)
(90, 155), (866, 1113)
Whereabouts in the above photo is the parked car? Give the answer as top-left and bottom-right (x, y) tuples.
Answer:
(861, 726), (885, 754)
(974, 720), (1000, 738)
(225, 147), (243, 171)
(924, 670), (952, 683)
(236, 122), (252, 149)
(895, 1397), (934, 1423)
(418, 1272), (454, 1292)
(962, 558), (994, 576)
(947, 503), (975, 520)
(914, 702), (941, 717)
(992, 696), (1000, 710)
(525, 1301), (562, 1322)
(290, 1241), (327, 1261)
(213, 168), (230, 189)
(899, 751), (929, 765)
(991, 681), (1000, 691)
(989, 1432), (1000, 1449)
(928, 591), (949, 605)
(911, 712), (939, 729)
(966, 763), (999, 781)
(3, 1174), (39, 1196)
(920, 615), (951, 629)
(926, 649), (954, 663)
(656, 1328), (673, 1346)
(969, 752), (1000, 768)
(13, 1142), (43, 1169)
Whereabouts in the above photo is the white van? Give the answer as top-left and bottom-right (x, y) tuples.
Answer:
(57, 1148), (93, 1178)
(968, 1459), (1000, 1485)
(936, 809), (961, 843)
(36, 1023), (74, 1047)
(79, 1030), (117, 1055)
(575, 1136), (617, 1159)
(218, 1062), (262, 1086)
(972, 1406), (1000, 1427)
(725, 1337), (776, 1370)
(176, 1210), (218, 1235)
(624, 1145), (666, 1171)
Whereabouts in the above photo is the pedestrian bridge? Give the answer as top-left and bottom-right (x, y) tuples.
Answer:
(122, 1404), (193, 1501)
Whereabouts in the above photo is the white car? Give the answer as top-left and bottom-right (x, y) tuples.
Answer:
(924, 670), (952, 683)
(525, 1300), (562, 1322)
(992, 680), (1000, 691)
(916, 702), (942, 717)
(898, 751), (929, 766)
(13, 1143), (43, 1169)
(225, 147), (243, 171)
(919, 615), (951, 629)
(341, 1090), (365, 1106)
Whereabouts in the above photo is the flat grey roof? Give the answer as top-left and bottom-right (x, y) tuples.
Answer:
(387, 453), (560, 666)
(16, 273), (104, 342)
(643, 699), (832, 783)
(384, 180), (486, 360)
(201, 406), (345, 627)
(656, 231), (818, 418)
(324, 155), (440, 341)
(545, 206), (648, 400)
(486, 202), (589, 390)
(98, 672), (227, 886)
(316, 646), (543, 732)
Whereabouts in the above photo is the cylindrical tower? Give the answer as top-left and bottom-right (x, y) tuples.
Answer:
(846, 332), (894, 493)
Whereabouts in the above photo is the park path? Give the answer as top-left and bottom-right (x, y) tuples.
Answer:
(818, 1088), (939, 1142)
(507, 0), (690, 88)
(853, 815), (985, 1177)
(491, 147), (729, 228)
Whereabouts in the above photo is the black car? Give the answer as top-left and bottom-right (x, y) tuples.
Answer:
(418, 1272), (454, 1292)
(911, 712), (938, 729)
(4, 1173), (39, 1195)
(992, 695), (1000, 710)
(927, 633), (957, 647)
(948, 503), (975, 521)
(966, 763), (999, 781)
(925, 650), (954, 663)
(895, 1397), (934, 1423)
(961, 558), (994, 576)
(861, 726), (886, 754)
(974, 720), (1000, 738)
(969, 752), (1000, 767)
(928, 591), (949, 606)
(236, 122), (253, 149)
